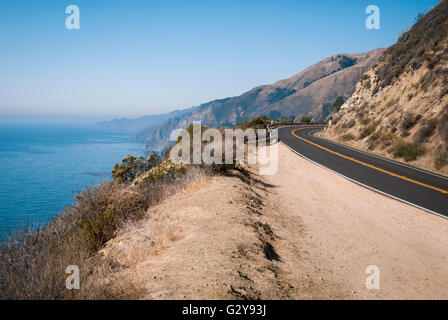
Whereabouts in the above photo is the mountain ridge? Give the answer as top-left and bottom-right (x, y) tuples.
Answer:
(96, 108), (193, 132)
(99, 48), (384, 153)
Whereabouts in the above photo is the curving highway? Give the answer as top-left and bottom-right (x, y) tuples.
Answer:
(278, 125), (448, 219)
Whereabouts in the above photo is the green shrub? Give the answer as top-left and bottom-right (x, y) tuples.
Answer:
(393, 142), (425, 162)
(236, 120), (248, 129)
(112, 153), (161, 183)
(236, 116), (270, 130)
(79, 207), (117, 251)
(301, 117), (312, 124)
(75, 182), (147, 251)
(321, 96), (345, 120)
(249, 116), (270, 128)
(276, 118), (295, 124)
(341, 133), (355, 142)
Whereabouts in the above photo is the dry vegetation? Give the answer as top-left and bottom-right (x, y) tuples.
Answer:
(0, 119), (267, 299)
(324, 0), (448, 175)
(0, 164), (214, 299)
(93, 144), (448, 300)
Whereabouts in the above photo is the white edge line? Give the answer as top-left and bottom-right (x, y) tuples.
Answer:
(308, 129), (448, 182)
(280, 141), (448, 221)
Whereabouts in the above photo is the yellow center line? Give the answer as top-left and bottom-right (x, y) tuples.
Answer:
(291, 128), (448, 195)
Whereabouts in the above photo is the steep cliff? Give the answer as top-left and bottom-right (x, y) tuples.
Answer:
(324, 1), (448, 175)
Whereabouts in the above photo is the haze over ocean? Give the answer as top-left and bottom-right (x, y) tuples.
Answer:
(0, 121), (144, 237)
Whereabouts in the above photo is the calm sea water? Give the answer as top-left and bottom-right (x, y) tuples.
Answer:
(0, 122), (144, 238)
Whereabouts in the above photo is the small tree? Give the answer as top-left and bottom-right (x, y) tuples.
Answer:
(235, 120), (250, 130)
(249, 115), (270, 128)
(145, 153), (161, 169)
(112, 153), (161, 183)
(332, 96), (345, 112)
(301, 117), (312, 124)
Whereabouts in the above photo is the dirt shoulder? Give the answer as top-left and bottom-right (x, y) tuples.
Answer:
(101, 166), (307, 299)
(264, 143), (448, 299)
(100, 143), (448, 299)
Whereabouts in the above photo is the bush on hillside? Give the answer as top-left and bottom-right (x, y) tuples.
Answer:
(301, 117), (312, 124)
(112, 153), (161, 183)
(133, 160), (186, 186)
(249, 116), (270, 128)
(341, 133), (355, 142)
(359, 123), (378, 139)
(393, 142), (425, 162)
(414, 118), (438, 143)
(236, 116), (270, 130)
(400, 113), (421, 135)
(438, 105), (448, 143)
(435, 143), (448, 168)
(321, 96), (345, 120)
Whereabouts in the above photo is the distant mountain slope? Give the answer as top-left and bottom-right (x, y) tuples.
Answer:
(324, 1), (448, 175)
(266, 51), (383, 119)
(96, 108), (193, 132)
(132, 49), (383, 153)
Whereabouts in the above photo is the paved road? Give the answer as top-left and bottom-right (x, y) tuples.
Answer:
(278, 125), (448, 218)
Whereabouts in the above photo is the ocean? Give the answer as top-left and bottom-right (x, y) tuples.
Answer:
(0, 121), (144, 238)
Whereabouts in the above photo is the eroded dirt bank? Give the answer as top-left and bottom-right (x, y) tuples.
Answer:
(100, 143), (448, 299)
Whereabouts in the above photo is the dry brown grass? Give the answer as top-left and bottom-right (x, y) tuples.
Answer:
(0, 165), (214, 299)
(413, 118), (437, 144)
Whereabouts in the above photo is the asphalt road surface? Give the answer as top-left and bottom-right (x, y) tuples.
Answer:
(278, 125), (448, 218)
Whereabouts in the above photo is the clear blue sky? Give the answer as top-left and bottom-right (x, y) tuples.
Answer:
(0, 0), (439, 118)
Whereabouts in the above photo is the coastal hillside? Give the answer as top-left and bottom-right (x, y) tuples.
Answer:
(139, 49), (383, 153)
(100, 49), (383, 152)
(324, 1), (448, 175)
